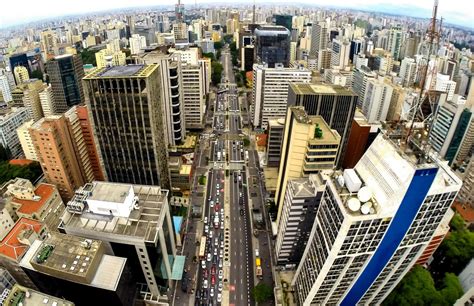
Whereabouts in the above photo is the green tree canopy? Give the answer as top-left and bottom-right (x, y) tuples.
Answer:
(449, 213), (465, 232)
(0, 145), (11, 161)
(439, 273), (464, 305)
(79, 48), (99, 66)
(0, 161), (43, 185)
(214, 41), (224, 50)
(211, 62), (223, 86)
(251, 283), (273, 303)
(202, 52), (216, 61)
(31, 69), (43, 81)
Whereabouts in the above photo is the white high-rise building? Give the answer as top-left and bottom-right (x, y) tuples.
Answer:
(331, 38), (350, 69)
(310, 22), (328, 58)
(352, 66), (377, 107)
(13, 66), (29, 85)
(17, 119), (37, 161)
(361, 78), (394, 124)
(39, 85), (56, 116)
(0, 107), (31, 158)
(435, 73), (456, 101)
(399, 57), (417, 88)
(0, 74), (12, 104)
(292, 134), (462, 305)
(129, 34), (147, 55)
(182, 64), (205, 129)
(251, 64), (311, 129)
(387, 26), (402, 60)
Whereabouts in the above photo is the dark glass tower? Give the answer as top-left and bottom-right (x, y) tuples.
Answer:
(46, 54), (85, 113)
(254, 25), (291, 68)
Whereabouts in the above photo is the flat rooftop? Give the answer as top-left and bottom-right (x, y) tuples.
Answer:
(30, 232), (102, 280)
(12, 183), (55, 215)
(84, 64), (158, 79)
(289, 178), (318, 198)
(87, 182), (131, 204)
(289, 83), (357, 96)
(5, 284), (74, 306)
(61, 184), (168, 243)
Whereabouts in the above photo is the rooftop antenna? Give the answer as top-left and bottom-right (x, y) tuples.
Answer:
(404, 0), (440, 146)
(253, 0), (256, 24)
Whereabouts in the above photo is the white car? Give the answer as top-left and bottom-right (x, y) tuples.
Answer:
(203, 279), (208, 289)
(210, 288), (215, 298)
(220, 222), (224, 230)
(218, 270), (223, 279)
(204, 217), (208, 224)
(207, 253), (212, 262)
(217, 293), (222, 302)
(255, 249), (259, 257)
(215, 238), (219, 247)
(214, 248), (218, 256)
(219, 260), (223, 268)
(201, 260), (206, 269)
(219, 250), (223, 258)
(218, 282), (223, 292)
(210, 201), (214, 208)
(216, 183), (220, 189)
(209, 231), (213, 239)
(204, 225), (209, 234)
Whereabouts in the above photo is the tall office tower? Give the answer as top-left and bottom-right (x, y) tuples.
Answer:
(254, 25), (291, 68)
(275, 107), (340, 226)
(74, 105), (105, 181)
(342, 110), (380, 169)
(361, 78), (394, 124)
(435, 73), (456, 101)
(387, 26), (402, 60)
(354, 54), (368, 70)
(173, 23), (189, 41)
(274, 14), (293, 31)
(251, 64), (311, 129)
(83, 65), (171, 190)
(46, 54), (85, 113)
(374, 53), (394, 76)
(9, 54), (30, 77)
(137, 52), (186, 146)
(11, 79), (44, 121)
(129, 34), (147, 55)
(0, 74), (13, 104)
(331, 38), (351, 69)
(199, 58), (212, 95)
(266, 118), (285, 167)
(309, 22), (328, 59)
(126, 15), (135, 37)
(291, 133), (462, 305)
(20, 232), (134, 305)
(182, 64), (205, 129)
(0, 107), (31, 158)
(17, 120), (37, 161)
(13, 66), (29, 85)
(352, 66), (377, 107)
(60, 181), (177, 304)
(39, 85), (56, 116)
(0, 218), (44, 290)
(288, 83), (358, 166)
(276, 174), (325, 267)
(399, 57), (417, 87)
(65, 107), (95, 183)
(29, 116), (89, 200)
(349, 39), (363, 63)
(40, 30), (58, 58)
(429, 95), (473, 164)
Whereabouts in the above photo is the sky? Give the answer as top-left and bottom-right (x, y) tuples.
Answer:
(0, 0), (473, 29)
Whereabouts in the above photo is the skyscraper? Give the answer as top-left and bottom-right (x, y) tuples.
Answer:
(275, 107), (340, 226)
(254, 25), (291, 68)
(0, 107), (31, 158)
(387, 26), (403, 60)
(291, 134), (461, 305)
(360, 78), (394, 124)
(251, 64), (311, 129)
(83, 65), (171, 190)
(274, 14), (293, 31)
(13, 66), (29, 85)
(137, 51), (186, 146)
(46, 54), (85, 113)
(29, 115), (90, 200)
(331, 38), (351, 69)
(287, 83), (359, 166)
(310, 22), (328, 59)
(182, 64), (205, 129)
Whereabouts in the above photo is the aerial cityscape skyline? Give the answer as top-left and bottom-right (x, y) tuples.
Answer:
(0, 0), (473, 29)
(0, 0), (473, 305)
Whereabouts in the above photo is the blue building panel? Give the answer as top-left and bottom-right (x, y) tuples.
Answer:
(340, 167), (438, 306)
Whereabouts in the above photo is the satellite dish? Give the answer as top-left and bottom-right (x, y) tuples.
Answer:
(347, 197), (361, 212)
(361, 202), (372, 215)
(358, 186), (372, 202)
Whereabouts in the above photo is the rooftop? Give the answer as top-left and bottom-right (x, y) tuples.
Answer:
(307, 116), (340, 144)
(30, 232), (102, 281)
(289, 178), (318, 198)
(61, 183), (168, 243)
(12, 184), (55, 215)
(289, 83), (357, 96)
(5, 284), (74, 306)
(0, 218), (42, 261)
(87, 182), (132, 204)
(84, 64), (158, 79)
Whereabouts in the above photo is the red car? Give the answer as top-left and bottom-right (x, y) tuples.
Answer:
(203, 268), (208, 278)
(215, 204), (220, 212)
(211, 275), (216, 286)
(211, 265), (216, 275)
